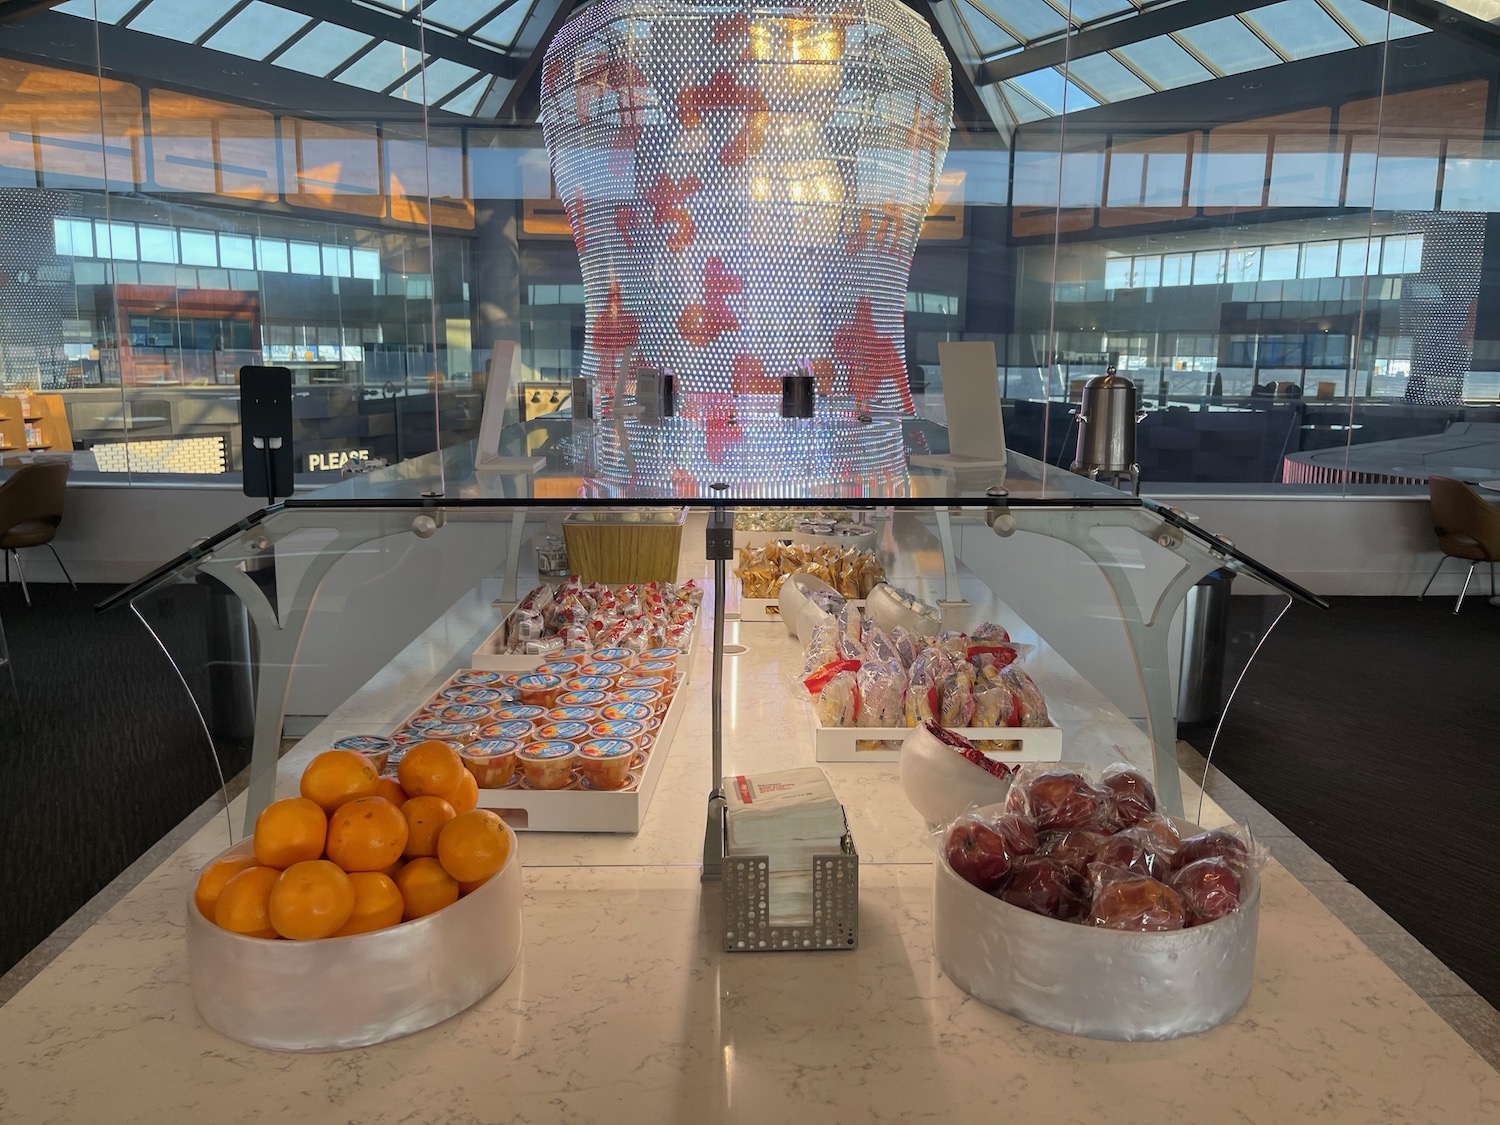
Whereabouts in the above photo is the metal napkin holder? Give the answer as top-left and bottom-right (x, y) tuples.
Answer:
(722, 814), (859, 952)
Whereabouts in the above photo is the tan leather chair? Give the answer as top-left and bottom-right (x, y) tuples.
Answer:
(1420, 475), (1500, 613)
(0, 461), (75, 606)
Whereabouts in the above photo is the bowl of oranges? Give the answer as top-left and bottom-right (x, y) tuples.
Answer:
(187, 741), (523, 1051)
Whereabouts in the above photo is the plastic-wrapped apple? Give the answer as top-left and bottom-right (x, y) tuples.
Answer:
(1132, 814), (1183, 859)
(1169, 858), (1243, 925)
(994, 813), (1040, 860)
(1037, 830), (1108, 875)
(1087, 869), (1188, 932)
(944, 813), (1021, 892)
(1094, 832), (1174, 880)
(997, 856), (1091, 921)
(1174, 829), (1251, 874)
(1016, 771), (1106, 832)
(1099, 765), (1157, 828)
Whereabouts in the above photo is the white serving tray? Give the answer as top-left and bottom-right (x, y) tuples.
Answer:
(810, 709), (1063, 764)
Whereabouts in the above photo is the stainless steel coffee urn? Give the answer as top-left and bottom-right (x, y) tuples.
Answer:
(1070, 366), (1145, 493)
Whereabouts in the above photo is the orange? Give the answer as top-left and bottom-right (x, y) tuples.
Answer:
(193, 854), (259, 920)
(444, 768), (479, 814)
(331, 872), (404, 936)
(214, 865), (283, 938)
(394, 857), (460, 920)
(396, 741), (465, 799)
(300, 749), (380, 814)
(436, 809), (511, 884)
(401, 795), (456, 858)
(374, 776), (407, 806)
(252, 797), (328, 869)
(325, 796), (408, 872)
(457, 875), (492, 896)
(268, 860), (355, 940)
(380, 857), (406, 880)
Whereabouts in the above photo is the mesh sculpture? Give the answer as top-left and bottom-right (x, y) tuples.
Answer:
(540, 0), (952, 495)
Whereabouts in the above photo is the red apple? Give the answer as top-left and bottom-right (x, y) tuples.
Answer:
(1169, 858), (1243, 925)
(1100, 766), (1157, 828)
(998, 857), (1091, 921)
(994, 813), (1040, 860)
(1038, 830), (1108, 875)
(1087, 871), (1188, 932)
(944, 814), (1019, 892)
(1094, 833), (1172, 880)
(1133, 815), (1183, 860)
(1174, 829), (1252, 874)
(1019, 771), (1107, 832)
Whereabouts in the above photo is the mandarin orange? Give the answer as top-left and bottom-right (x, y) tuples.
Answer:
(268, 860), (355, 940)
(330, 872), (404, 936)
(300, 749), (380, 814)
(401, 795), (456, 858)
(436, 809), (510, 884)
(252, 797), (327, 869)
(214, 865), (282, 938)
(193, 854), (259, 920)
(394, 857), (459, 920)
(396, 741), (465, 799)
(325, 796), (408, 872)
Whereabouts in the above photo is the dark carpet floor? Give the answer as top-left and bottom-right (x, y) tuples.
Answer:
(1185, 595), (1500, 1008)
(0, 581), (249, 977)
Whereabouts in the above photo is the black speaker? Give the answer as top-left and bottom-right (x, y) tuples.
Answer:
(239, 365), (294, 503)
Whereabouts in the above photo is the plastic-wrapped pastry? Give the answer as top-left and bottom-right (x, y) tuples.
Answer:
(887, 625), (922, 669)
(971, 683), (1022, 753)
(970, 621), (1011, 645)
(904, 647), (954, 725)
(856, 661), (906, 728)
(862, 625), (903, 668)
(815, 669), (860, 727)
(802, 617), (841, 678)
(999, 664), (1050, 726)
(938, 662), (977, 727)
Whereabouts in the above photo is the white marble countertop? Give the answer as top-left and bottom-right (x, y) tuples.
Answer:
(2, 514), (1496, 1123)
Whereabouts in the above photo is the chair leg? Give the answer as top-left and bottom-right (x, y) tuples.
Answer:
(11, 551), (29, 608)
(44, 543), (76, 591)
(1418, 555), (1448, 601)
(1455, 560), (1478, 615)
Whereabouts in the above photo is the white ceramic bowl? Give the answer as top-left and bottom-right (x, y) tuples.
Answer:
(899, 722), (1013, 826)
(187, 824), (522, 1052)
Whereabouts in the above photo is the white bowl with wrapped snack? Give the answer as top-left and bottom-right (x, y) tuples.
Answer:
(900, 722), (1015, 825)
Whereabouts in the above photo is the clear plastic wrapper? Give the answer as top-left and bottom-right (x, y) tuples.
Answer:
(815, 669), (859, 727)
(856, 660), (906, 729)
(1037, 830), (1110, 876)
(937, 662), (977, 727)
(1004, 766), (1110, 832)
(862, 625), (903, 668)
(997, 665), (1050, 726)
(939, 806), (1040, 893)
(1086, 867), (1188, 932)
(887, 625), (922, 669)
(1099, 764), (1158, 828)
(903, 647), (953, 725)
(998, 857), (1091, 922)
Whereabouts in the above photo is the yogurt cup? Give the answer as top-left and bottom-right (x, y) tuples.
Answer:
(590, 718), (646, 747)
(557, 690), (610, 708)
(439, 686), (506, 706)
(613, 687), (665, 715)
(638, 647), (682, 670)
(454, 670), (506, 686)
(599, 701), (653, 725)
(620, 674), (673, 696)
(633, 660), (677, 677)
(331, 735), (394, 773)
(406, 711), (448, 731)
(517, 740), (579, 789)
(461, 739), (520, 788)
(436, 702), (494, 724)
(535, 660), (583, 678)
(476, 718), (536, 744)
(546, 705), (601, 724)
(422, 721), (481, 743)
(564, 675), (614, 693)
(490, 704), (548, 724)
(591, 647), (634, 666)
(533, 720), (592, 744)
(577, 661), (627, 681)
(577, 739), (636, 790)
(514, 673), (564, 708)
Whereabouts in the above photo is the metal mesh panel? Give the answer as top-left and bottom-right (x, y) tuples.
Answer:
(540, 0), (952, 495)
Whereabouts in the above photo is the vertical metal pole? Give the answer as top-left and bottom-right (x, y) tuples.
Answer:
(702, 488), (732, 880)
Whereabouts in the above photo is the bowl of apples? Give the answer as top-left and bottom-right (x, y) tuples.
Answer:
(933, 762), (1261, 1041)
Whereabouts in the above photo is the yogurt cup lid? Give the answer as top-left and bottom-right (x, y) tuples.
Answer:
(332, 735), (394, 753)
(535, 661), (582, 677)
(424, 721), (479, 737)
(579, 738), (635, 760)
(437, 703), (492, 722)
(407, 712), (447, 729)
(478, 720), (534, 741)
(592, 719), (645, 740)
(492, 705), (547, 721)
(623, 675), (670, 689)
(600, 702), (653, 723)
(565, 676), (614, 691)
(634, 661), (675, 674)
(578, 661), (626, 677)
(547, 706), (599, 722)
(515, 673), (563, 689)
(463, 738), (521, 758)
(592, 648), (632, 661)
(455, 670), (505, 685)
(640, 648), (681, 660)
(519, 740), (578, 761)
(615, 688), (663, 704)
(558, 690), (609, 707)
(535, 720), (591, 741)
(440, 687), (505, 705)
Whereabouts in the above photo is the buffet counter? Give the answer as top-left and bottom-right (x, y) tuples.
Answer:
(1, 517), (1495, 1124)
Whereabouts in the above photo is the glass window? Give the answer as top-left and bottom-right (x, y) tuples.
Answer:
(1106, 152), (1145, 207)
(1064, 53), (1152, 103)
(96, 220), (137, 261)
(1261, 245), (1300, 280)
(1192, 143), (1267, 209)
(1441, 152), (1500, 212)
(1242, 0), (1354, 61)
(55, 0), (136, 21)
(1007, 70), (1097, 116)
(420, 0), (503, 32)
(197, 268), (229, 290)
(1300, 241), (1339, 278)
(179, 229), (218, 266)
(255, 238), (289, 273)
(1374, 151), (1441, 211)
(219, 234), (255, 270)
(1317, 0), (1428, 44)
(125, 0), (239, 43)
(1104, 258), (1132, 289)
(1133, 256), (1162, 288)
(137, 225), (177, 263)
(1339, 238), (1373, 277)
(1267, 144), (1343, 208)
(335, 41), (425, 93)
(289, 241), (322, 274)
(351, 248), (381, 280)
(1383, 234), (1424, 274)
(1115, 37), (1212, 91)
(321, 244), (352, 278)
(1193, 250), (1226, 286)
(473, 0), (538, 48)
(272, 23), (373, 76)
(204, 1), (312, 58)
(1064, 0), (1135, 25)
(1160, 253), (1191, 286)
(53, 217), (93, 257)
(441, 78), (490, 116)
(1226, 248), (1261, 283)
(974, 0), (1067, 42)
(390, 59), (482, 105)
(1175, 18), (1281, 76)
(1142, 150), (1188, 207)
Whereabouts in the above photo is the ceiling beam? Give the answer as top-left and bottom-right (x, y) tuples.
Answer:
(496, 0), (578, 121)
(1383, 0), (1500, 56)
(0, 0), (60, 22)
(974, 0), (1286, 85)
(907, 0), (995, 132)
(263, 0), (526, 79)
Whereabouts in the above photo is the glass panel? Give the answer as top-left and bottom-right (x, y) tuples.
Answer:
(1300, 241), (1339, 278)
(421, 0), (506, 32)
(1242, 0), (1354, 61)
(125, 0), (240, 43)
(320, 244), (352, 278)
(204, 2), (313, 57)
(1114, 37), (1213, 91)
(439, 77), (490, 115)
(334, 41), (425, 93)
(1064, 53), (1154, 103)
(974, 0), (1068, 42)
(1008, 70), (1098, 115)
(953, 0), (1020, 56)
(1175, 18), (1282, 75)
(178, 229), (218, 266)
(288, 240), (322, 275)
(55, 0), (137, 20)
(1261, 245), (1300, 280)
(390, 59), (482, 106)
(137, 225), (176, 263)
(473, 0), (536, 47)
(255, 237), (289, 273)
(218, 233), (255, 270)
(272, 23), (374, 76)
